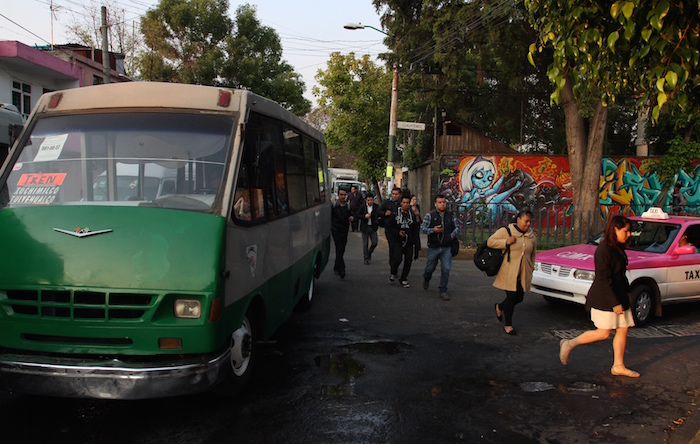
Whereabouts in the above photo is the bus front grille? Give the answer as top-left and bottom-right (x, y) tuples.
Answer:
(2, 289), (155, 320)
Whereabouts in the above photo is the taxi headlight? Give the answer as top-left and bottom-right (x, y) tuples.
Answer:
(534, 261), (540, 271)
(174, 299), (202, 319)
(573, 269), (595, 281)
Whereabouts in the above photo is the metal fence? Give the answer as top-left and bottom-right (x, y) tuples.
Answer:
(452, 204), (699, 250)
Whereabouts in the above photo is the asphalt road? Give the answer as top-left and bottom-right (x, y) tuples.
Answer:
(1, 230), (700, 443)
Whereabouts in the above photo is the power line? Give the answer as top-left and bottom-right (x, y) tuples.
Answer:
(0, 13), (51, 45)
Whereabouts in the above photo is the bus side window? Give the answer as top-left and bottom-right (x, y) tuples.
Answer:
(284, 128), (306, 212)
(304, 138), (320, 205)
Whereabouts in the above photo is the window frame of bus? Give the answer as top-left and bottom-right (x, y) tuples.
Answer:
(233, 112), (325, 225)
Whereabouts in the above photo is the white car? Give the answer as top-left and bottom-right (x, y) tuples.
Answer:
(531, 208), (700, 325)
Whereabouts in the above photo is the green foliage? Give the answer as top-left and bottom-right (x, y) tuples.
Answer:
(374, 0), (567, 152)
(139, 0), (232, 85)
(650, 136), (700, 185)
(314, 53), (392, 184)
(137, 1), (309, 115)
(221, 5), (310, 115)
(402, 132), (428, 169)
(526, 0), (700, 122)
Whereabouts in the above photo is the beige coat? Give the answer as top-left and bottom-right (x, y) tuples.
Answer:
(487, 223), (537, 292)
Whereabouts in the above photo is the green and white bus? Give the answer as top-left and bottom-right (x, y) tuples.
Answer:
(0, 82), (330, 399)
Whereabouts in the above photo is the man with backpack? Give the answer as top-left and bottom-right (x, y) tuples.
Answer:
(420, 194), (459, 301)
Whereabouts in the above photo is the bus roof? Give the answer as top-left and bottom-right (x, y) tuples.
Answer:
(31, 82), (324, 143)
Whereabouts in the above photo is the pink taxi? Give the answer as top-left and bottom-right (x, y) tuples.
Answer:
(531, 208), (700, 325)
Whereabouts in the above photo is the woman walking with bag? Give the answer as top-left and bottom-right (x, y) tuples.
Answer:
(559, 215), (639, 378)
(488, 209), (536, 335)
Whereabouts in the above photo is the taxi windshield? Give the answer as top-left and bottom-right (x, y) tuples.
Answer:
(592, 220), (681, 254)
(628, 220), (681, 253)
(0, 112), (233, 212)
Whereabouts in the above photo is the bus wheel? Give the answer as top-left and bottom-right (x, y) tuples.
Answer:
(219, 315), (256, 395)
(631, 284), (654, 326)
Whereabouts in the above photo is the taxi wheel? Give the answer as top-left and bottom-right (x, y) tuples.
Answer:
(630, 284), (654, 326)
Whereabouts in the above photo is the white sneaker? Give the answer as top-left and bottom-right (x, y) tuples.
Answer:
(389, 274), (396, 283)
(400, 280), (410, 288)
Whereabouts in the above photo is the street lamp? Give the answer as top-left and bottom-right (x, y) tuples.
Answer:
(344, 22), (399, 192)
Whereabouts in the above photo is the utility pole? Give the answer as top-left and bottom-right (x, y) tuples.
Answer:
(101, 6), (111, 84)
(387, 64), (398, 190)
(343, 22), (396, 190)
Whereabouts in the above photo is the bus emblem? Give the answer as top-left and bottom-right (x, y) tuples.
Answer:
(53, 227), (113, 238)
(246, 245), (257, 277)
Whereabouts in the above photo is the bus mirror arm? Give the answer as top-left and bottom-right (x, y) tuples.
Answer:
(221, 270), (231, 279)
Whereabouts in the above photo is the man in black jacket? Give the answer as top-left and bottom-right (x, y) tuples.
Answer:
(378, 187), (402, 276)
(348, 185), (364, 231)
(359, 193), (379, 264)
(386, 195), (419, 287)
(331, 189), (354, 278)
(420, 194), (459, 300)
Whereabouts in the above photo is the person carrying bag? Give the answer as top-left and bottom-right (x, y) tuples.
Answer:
(488, 209), (536, 335)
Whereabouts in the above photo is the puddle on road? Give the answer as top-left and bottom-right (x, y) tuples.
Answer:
(520, 381), (606, 394)
(342, 340), (413, 354)
(315, 353), (365, 396)
(314, 341), (411, 396)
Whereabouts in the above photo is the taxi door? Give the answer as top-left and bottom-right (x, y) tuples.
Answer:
(665, 224), (700, 301)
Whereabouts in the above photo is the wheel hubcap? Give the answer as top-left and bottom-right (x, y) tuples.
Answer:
(635, 292), (651, 321)
(230, 318), (252, 376)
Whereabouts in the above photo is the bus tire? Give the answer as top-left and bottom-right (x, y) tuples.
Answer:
(218, 313), (256, 396)
(630, 284), (654, 326)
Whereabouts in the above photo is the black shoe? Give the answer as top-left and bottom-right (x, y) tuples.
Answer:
(364, 259), (370, 265)
(422, 280), (429, 290)
(389, 274), (396, 283)
(340, 272), (346, 279)
(504, 327), (517, 336)
(495, 303), (503, 322)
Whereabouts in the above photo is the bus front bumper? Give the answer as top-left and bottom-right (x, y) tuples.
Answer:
(0, 349), (231, 399)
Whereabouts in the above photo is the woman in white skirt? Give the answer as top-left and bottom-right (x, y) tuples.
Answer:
(559, 215), (640, 378)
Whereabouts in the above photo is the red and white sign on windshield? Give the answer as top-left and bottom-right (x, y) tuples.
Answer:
(11, 173), (67, 204)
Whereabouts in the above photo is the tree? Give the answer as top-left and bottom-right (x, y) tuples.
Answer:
(137, 1), (309, 115)
(65, 0), (142, 76)
(314, 53), (392, 194)
(138, 0), (232, 84)
(374, 0), (568, 154)
(525, 1), (699, 231)
(221, 5), (310, 116)
(607, 1), (699, 123)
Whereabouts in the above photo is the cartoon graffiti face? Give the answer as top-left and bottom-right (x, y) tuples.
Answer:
(472, 168), (494, 190)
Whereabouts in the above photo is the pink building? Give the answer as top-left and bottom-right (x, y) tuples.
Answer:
(0, 41), (131, 119)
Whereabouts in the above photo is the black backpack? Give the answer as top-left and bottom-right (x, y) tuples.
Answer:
(474, 226), (511, 276)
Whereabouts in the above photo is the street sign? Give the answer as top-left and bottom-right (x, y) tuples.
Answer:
(397, 121), (426, 131)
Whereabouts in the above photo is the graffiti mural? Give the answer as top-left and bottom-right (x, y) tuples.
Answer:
(438, 155), (700, 225)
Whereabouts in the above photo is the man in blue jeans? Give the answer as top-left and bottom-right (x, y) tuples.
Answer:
(421, 194), (459, 300)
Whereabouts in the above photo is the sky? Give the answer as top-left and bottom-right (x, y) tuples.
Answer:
(0, 0), (389, 104)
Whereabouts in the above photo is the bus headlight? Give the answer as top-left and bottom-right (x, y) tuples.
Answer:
(174, 299), (202, 319)
(573, 269), (595, 281)
(534, 261), (540, 271)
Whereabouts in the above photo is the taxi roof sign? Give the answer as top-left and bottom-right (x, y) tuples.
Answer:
(641, 207), (670, 219)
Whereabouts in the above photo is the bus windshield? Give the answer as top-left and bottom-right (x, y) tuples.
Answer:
(1, 112), (234, 212)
